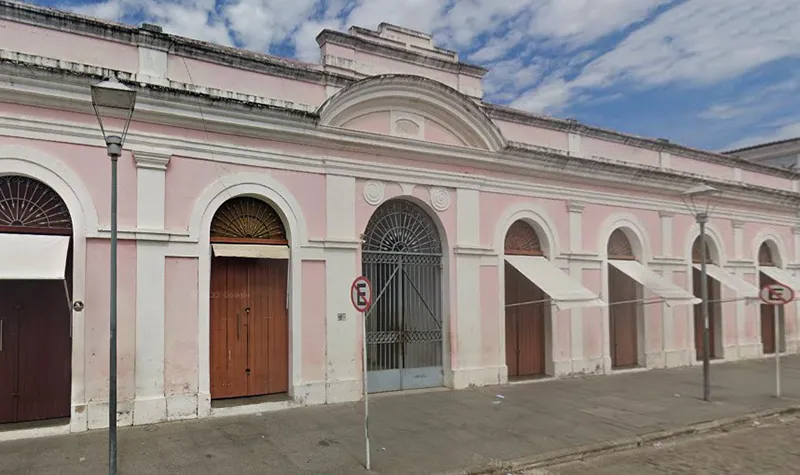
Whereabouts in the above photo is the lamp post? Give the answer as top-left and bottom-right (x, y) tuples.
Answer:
(91, 75), (136, 475)
(681, 184), (720, 402)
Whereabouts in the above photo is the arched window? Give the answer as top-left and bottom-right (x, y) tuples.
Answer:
(0, 175), (72, 234)
(607, 229), (634, 259)
(504, 220), (543, 256)
(210, 196), (287, 244)
(362, 200), (441, 254)
(692, 237), (713, 264)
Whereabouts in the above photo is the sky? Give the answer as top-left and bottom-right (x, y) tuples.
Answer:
(29, 0), (800, 152)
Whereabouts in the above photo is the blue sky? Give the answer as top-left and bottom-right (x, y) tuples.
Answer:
(33, 0), (800, 152)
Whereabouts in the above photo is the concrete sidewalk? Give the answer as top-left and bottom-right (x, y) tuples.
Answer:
(2, 356), (800, 475)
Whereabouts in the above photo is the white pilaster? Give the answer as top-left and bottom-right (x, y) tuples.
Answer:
(658, 211), (675, 357)
(322, 174), (360, 403)
(132, 149), (171, 425)
(137, 45), (169, 86)
(451, 188), (484, 387)
(568, 133), (582, 157)
(733, 219), (744, 259)
(566, 201), (584, 370)
(659, 211), (673, 257)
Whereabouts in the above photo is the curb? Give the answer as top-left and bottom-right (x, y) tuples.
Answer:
(438, 405), (800, 475)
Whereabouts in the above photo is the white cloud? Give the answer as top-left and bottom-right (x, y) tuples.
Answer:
(726, 123), (800, 151)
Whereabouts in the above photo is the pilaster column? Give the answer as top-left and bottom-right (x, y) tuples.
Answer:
(323, 174), (359, 404)
(658, 211), (676, 355)
(731, 219), (747, 349)
(132, 149), (171, 425)
(732, 219), (744, 260)
(566, 201), (585, 370)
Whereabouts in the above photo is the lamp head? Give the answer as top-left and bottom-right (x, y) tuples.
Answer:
(681, 184), (719, 220)
(91, 75), (137, 154)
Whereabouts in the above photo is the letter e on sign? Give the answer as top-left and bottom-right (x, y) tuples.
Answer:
(351, 276), (373, 313)
(759, 283), (795, 305)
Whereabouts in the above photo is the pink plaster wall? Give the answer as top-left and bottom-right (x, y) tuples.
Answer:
(424, 118), (466, 147)
(167, 56), (326, 107)
(581, 204), (661, 256)
(553, 309), (571, 361)
(669, 155), (735, 181)
(741, 170), (794, 192)
(743, 272), (759, 342)
(0, 19), (138, 72)
(301, 260), (326, 382)
(164, 157), (326, 240)
(0, 134), (137, 229)
(84, 239), (137, 402)
(582, 137), (660, 167)
(479, 265), (500, 367)
(646, 288), (663, 352)
(492, 120), (569, 151)
(479, 192), (568, 251)
(164, 257), (199, 397)
(582, 269), (603, 359)
(352, 50), (455, 86)
(671, 214), (736, 260)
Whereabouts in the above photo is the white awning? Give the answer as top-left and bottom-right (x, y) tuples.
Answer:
(759, 266), (800, 290)
(212, 243), (290, 259)
(694, 263), (760, 300)
(609, 259), (700, 307)
(505, 255), (605, 311)
(0, 233), (70, 280)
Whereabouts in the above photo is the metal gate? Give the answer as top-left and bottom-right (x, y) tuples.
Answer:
(362, 200), (443, 393)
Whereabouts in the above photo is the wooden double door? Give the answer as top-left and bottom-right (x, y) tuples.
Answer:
(609, 264), (639, 368)
(0, 280), (71, 424)
(692, 268), (718, 359)
(760, 271), (781, 355)
(210, 257), (289, 400)
(504, 263), (546, 378)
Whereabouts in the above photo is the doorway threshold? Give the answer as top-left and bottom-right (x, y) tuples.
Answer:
(509, 374), (551, 385)
(210, 393), (298, 418)
(0, 417), (70, 442)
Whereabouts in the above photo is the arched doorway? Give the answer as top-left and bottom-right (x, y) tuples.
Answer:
(691, 237), (722, 360)
(504, 220), (547, 379)
(607, 229), (641, 369)
(758, 242), (783, 354)
(0, 175), (73, 424)
(209, 196), (289, 400)
(362, 199), (443, 393)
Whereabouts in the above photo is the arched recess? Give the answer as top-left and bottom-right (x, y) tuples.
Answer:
(690, 236), (723, 360)
(190, 172), (307, 414)
(757, 240), (786, 355)
(318, 74), (508, 151)
(503, 220), (551, 379)
(208, 196), (290, 401)
(0, 146), (96, 432)
(0, 175), (73, 425)
(361, 198), (445, 393)
(606, 228), (645, 369)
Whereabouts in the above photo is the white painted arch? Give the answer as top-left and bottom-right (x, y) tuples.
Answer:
(0, 144), (100, 433)
(683, 221), (727, 266)
(596, 213), (653, 262)
(189, 172), (308, 416)
(753, 231), (789, 268)
(493, 203), (561, 259)
(318, 74), (508, 152)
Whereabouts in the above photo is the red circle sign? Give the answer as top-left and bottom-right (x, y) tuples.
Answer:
(350, 276), (373, 313)
(760, 283), (795, 305)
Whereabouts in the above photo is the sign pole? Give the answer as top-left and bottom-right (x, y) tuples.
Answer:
(362, 309), (371, 471)
(776, 304), (783, 399)
(351, 275), (373, 471)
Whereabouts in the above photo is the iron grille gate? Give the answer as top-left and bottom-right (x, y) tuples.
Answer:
(363, 251), (443, 392)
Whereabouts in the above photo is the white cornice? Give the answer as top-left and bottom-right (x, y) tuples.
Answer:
(133, 149), (172, 170)
(1, 114), (798, 228)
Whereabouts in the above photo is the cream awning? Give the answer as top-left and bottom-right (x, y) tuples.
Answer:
(609, 259), (700, 307)
(694, 263), (759, 300)
(212, 243), (290, 259)
(0, 233), (70, 280)
(759, 266), (800, 290)
(505, 255), (605, 311)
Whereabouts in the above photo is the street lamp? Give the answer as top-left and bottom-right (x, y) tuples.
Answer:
(681, 184), (720, 402)
(91, 75), (136, 475)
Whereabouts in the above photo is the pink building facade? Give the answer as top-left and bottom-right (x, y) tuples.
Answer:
(1, 1), (800, 438)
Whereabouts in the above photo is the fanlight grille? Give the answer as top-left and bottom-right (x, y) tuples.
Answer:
(0, 175), (72, 231)
(362, 200), (441, 254)
(758, 242), (775, 266)
(607, 229), (634, 259)
(504, 220), (542, 255)
(692, 238), (713, 264)
(210, 196), (287, 242)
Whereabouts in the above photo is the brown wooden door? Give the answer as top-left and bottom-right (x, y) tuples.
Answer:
(0, 280), (71, 424)
(693, 268), (717, 360)
(609, 264), (638, 368)
(210, 257), (288, 400)
(760, 271), (777, 354)
(504, 263), (545, 378)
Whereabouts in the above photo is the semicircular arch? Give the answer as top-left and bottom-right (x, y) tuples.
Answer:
(494, 204), (559, 259)
(683, 222), (726, 265)
(597, 213), (652, 262)
(318, 74), (507, 152)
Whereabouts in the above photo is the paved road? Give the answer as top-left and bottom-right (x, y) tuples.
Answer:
(540, 415), (800, 475)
